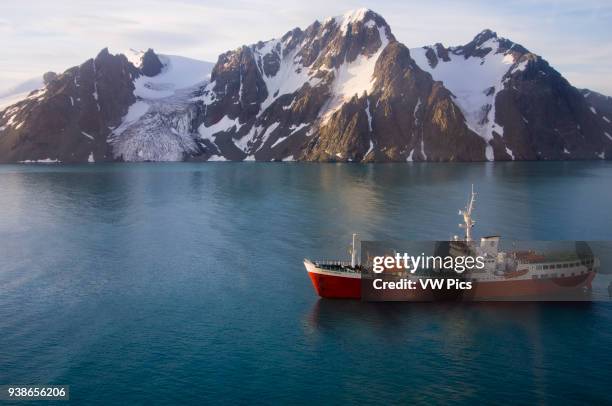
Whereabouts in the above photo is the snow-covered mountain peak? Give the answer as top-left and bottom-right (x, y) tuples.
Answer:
(201, 7), (394, 112)
(452, 30), (530, 60)
(473, 29), (498, 45)
(108, 48), (166, 74)
(333, 8), (382, 33)
(123, 48), (145, 67)
(410, 31), (533, 160)
(189, 8), (396, 160)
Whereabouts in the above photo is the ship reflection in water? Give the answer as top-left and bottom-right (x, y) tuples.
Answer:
(304, 300), (607, 404)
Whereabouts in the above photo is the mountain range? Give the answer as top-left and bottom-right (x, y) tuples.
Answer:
(1, 8), (611, 163)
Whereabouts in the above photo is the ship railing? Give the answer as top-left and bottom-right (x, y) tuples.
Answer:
(316, 260), (353, 267)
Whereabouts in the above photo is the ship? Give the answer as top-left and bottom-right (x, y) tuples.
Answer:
(304, 186), (599, 300)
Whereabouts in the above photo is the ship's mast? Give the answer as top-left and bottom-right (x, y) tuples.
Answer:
(351, 233), (359, 268)
(458, 185), (476, 242)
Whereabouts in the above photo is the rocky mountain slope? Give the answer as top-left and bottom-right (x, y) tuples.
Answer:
(411, 30), (612, 160)
(1, 8), (610, 163)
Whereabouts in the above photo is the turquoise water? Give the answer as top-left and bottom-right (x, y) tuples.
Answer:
(1, 162), (611, 404)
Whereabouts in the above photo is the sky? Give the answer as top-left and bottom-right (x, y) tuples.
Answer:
(1, 0), (611, 94)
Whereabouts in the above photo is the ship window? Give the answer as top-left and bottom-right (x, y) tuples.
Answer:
(543, 265), (549, 270)
(536, 265), (542, 270)
(571, 273), (575, 276)
(561, 273), (565, 277)
(563, 264), (569, 268)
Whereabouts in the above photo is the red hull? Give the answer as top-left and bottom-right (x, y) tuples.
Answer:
(308, 271), (361, 299)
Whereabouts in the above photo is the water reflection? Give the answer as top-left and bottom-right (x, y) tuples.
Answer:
(304, 299), (600, 403)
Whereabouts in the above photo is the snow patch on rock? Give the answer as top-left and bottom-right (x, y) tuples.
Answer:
(198, 115), (242, 142)
(411, 38), (525, 161)
(321, 25), (389, 122)
(406, 149), (414, 162)
(134, 55), (214, 99)
(253, 40), (321, 114)
(271, 123), (309, 148)
(81, 131), (95, 140)
(258, 122), (281, 147)
(365, 99), (373, 131)
(20, 158), (60, 163)
(334, 8), (372, 35)
(366, 140), (374, 157)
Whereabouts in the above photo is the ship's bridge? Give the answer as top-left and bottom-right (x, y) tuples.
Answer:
(480, 236), (500, 255)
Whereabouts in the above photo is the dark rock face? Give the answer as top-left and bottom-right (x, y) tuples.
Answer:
(0, 48), (140, 163)
(42, 72), (58, 86)
(141, 48), (164, 77)
(581, 89), (612, 156)
(495, 57), (610, 160)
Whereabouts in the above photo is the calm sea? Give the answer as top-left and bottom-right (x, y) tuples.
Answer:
(1, 162), (611, 404)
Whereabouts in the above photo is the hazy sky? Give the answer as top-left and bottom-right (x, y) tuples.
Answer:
(1, 0), (611, 94)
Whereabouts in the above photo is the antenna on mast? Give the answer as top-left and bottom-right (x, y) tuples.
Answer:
(350, 233), (360, 268)
(458, 184), (476, 241)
